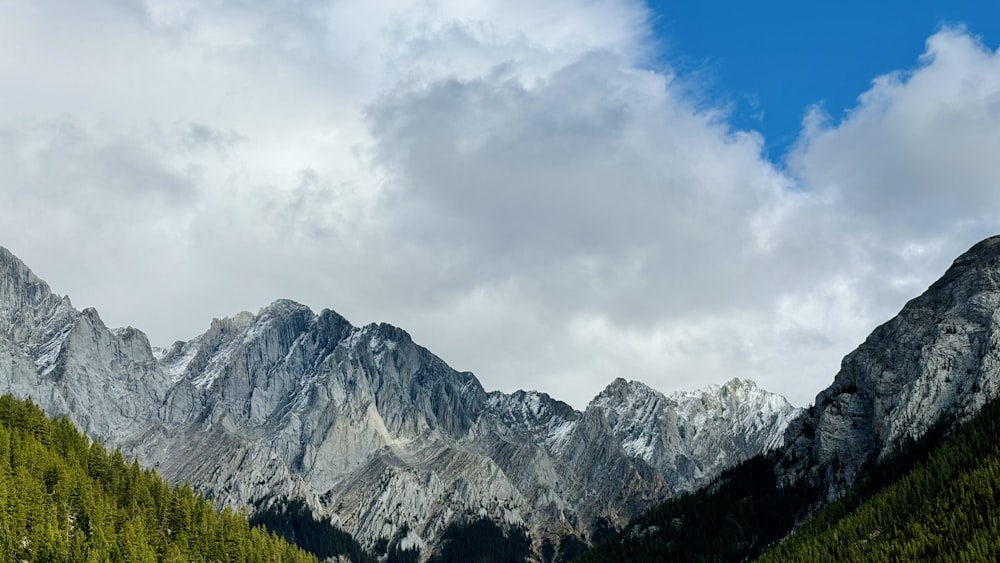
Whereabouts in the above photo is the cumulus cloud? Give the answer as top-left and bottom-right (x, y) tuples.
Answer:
(786, 27), (1000, 315)
(1, 1), (999, 408)
(791, 28), (1000, 238)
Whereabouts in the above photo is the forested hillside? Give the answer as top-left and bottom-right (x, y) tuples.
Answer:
(249, 498), (377, 562)
(757, 397), (1000, 561)
(428, 518), (531, 563)
(0, 394), (316, 562)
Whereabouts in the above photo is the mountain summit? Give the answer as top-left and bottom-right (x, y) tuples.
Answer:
(781, 235), (1000, 497)
(0, 246), (798, 548)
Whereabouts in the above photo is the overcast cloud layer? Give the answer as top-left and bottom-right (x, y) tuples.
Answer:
(2, 1), (1000, 408)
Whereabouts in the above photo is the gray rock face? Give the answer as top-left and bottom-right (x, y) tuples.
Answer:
(0, 246), (798, 548)
(591, 378), (801, 492)
(779, 235), (1000, 498)
(0, 247), (169, 444)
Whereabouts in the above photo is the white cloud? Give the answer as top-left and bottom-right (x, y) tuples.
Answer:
(790, 27), (1000, 242)
(1, 2), (999, 408)
(786, 26), (1000, 315)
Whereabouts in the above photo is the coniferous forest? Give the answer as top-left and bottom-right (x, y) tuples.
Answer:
(572, 452), (817, 562)
(0, 394), (316, 562)
(249, 497), (376, 562)
(428, 517), (531, 563)
(757, 397), (1000, 561)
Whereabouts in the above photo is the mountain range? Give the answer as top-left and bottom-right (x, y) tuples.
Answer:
(12, 235), (997, 560)
(0, 245), (799, 552)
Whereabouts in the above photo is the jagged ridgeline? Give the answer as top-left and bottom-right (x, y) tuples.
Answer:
(0, 394), (315, 562)
(0, 244), (798, 553)
(6, 232), (1000, 560)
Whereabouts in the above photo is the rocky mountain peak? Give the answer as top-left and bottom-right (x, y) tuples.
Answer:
(592, 377), (656, 405)
(211, 310), (256, 333)
(577, 375), (800, 495)
(781, 235), (1000, 497)
(485, 388), (579, 429)
(79, 306), (105, 325)
(941, 234), (1000, 272)
(908, 234), (1000, 315)
(365, 321), (412, 344)
(257, 299), (314, 330)
(0, 247), (75, 348)
(719, 376), (759, 392)
(314, 308), (354, 342)
(0, 247), (43, 290)
(0, 247), (61, 314)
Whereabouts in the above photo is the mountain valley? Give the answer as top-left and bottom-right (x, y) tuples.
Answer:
(9, 236), (1000, 561)
(0, 245), (798, 556)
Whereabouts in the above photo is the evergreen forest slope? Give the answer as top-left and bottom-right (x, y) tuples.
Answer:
(0, 394), (316, 563)
(757, 396), (1000, 561)
(571, 450), (815, 562)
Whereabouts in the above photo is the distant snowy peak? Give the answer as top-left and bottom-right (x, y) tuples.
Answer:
(669, 378), (802, 450)
(591, 377), (659, 407)
(482, 389), (581, 453)
(486, 389), (578, 426)
(591, 376), (798, 437)
(588, 376), (800, 489)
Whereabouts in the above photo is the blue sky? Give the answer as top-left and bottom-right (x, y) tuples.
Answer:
(648, 1), (1000, 158)
(2, 0), (1000, 408)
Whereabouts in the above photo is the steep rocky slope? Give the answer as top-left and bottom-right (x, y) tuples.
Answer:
(780, 235), (1000, 498)
(0, 246), (798, 548)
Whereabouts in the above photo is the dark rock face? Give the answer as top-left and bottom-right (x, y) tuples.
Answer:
(0, 245), (798, 548)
